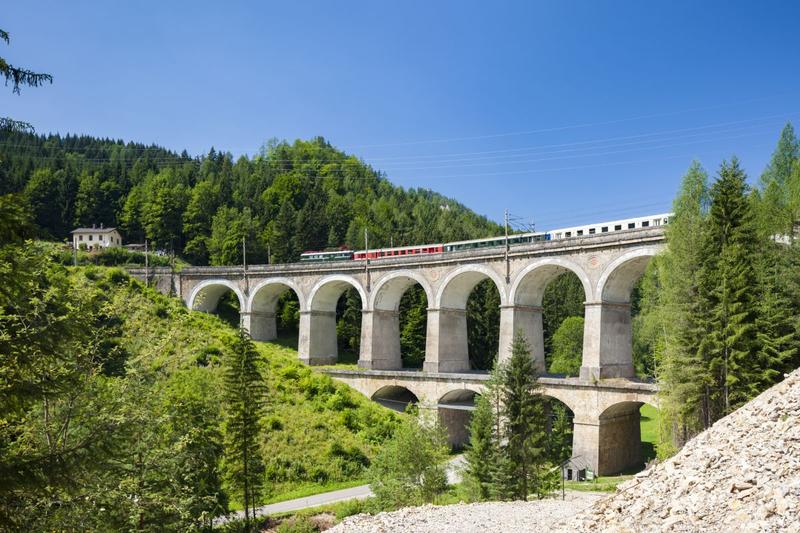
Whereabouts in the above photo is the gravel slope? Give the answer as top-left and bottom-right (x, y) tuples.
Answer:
(563, 368), (800, 533)
(328, 492), (604, 533)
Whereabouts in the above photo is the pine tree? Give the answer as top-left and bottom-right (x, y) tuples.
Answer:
(755, 123), (799, 239)
(658, 161), (709, 451)
(760, 122), (799, 189)
(546, 403), (573, 465)
(463, 377), (503, 502)
(696, 159), (759, 424)
(222, 327), (267, 528)
(754, 235), (798, 383)
(1, 27), (53, 133)
(496, 332), (548, 501)
(463, 394), (495, 501)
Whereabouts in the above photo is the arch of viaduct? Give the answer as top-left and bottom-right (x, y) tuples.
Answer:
(325, 368), (658, 476)
(129, 227), (665, 475)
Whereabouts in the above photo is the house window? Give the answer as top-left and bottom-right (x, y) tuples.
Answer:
(642, 221), (650, 227)
(88, 235), (93, 241)
(628, 223), (635, 229)
(79, 235), (83, 241)
(601, 226), (608, 232)
(614, 225), (622, 231)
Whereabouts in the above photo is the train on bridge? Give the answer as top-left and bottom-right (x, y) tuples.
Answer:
(300, 212), (672, 262)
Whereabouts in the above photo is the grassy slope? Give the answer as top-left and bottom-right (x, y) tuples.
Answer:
(94, 267), (401, 505)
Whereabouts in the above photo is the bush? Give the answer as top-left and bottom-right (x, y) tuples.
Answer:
(107, 267), (130, 284)
(366, 418), (449, 510)
(334, 498), (369, 520)
(276, 516), (318, 533)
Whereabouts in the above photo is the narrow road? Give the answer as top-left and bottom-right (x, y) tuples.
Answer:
(214, 455), (465, 525)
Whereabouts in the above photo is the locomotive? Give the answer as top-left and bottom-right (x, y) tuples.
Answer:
(299, 213), (671, 263)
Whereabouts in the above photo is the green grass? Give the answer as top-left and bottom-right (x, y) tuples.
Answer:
(564, 475), (633, 492)
(640, 403), (659, 464)
(84, 270), (403, 512)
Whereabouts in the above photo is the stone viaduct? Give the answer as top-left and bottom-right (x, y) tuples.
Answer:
(129, 227), (665, 475)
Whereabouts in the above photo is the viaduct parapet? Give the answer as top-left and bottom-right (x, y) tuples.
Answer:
(128, 227), (664, 475)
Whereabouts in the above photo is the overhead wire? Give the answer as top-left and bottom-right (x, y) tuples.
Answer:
(0, 108), (795, 165)
(0, 126), (780, 179)
(342, 93), (790, 148)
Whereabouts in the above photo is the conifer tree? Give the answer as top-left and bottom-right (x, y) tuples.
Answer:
(1, 28), (52, 133)
(546, 403), (573, 465)
(658, 161), (709, 450)
(760, 122), (799, 189)
(463, 394), (496, 501)
(755, 123), (799, 239)
(496, 332), (548, 501)
(753, 227), (799, 383)
(222, 327), (267, 528)
(464, 366), (504, 501)
(696, 159), (759, 424)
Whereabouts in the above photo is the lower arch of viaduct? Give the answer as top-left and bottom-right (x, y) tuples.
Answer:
(131, 229), (665, 475)
(324, 368), (658, 476)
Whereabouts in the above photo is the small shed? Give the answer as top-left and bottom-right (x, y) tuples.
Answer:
(562, 456), (594, 481)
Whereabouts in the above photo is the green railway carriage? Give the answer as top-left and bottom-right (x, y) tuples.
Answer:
(443, 232), (550, 252)
(300, 250), (354, 262)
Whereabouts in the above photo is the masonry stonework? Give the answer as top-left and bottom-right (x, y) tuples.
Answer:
(127, 227), (665, 475)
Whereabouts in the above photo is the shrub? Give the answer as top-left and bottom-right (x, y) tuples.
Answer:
(334, 498), (369, 520)
(366, 418), (449, 510)
(276, 516), (318, 533)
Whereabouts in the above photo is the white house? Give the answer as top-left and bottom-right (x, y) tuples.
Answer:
(71, 224), (123, 250)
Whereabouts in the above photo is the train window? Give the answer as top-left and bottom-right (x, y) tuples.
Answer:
(601, 226), (608, 232)
(642, 221), (650, 227)
(664, 217), (670, 224)
(554, 232), (562, 239)
(614, 225), (622, 231)
(577, 230), (584, 236)
(653, 219), (661, 226)
(565, 231), (571, 237)
(589, 228), (596, 234)
(628, 223), (635, 229)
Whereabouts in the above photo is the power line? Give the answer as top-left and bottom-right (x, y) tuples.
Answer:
(375, 118), (790, 166)
(0, 127), (779, 181)
(0, 109), (795, 165)
(383, 128), (776, 172)
(343, 94), (792, 149)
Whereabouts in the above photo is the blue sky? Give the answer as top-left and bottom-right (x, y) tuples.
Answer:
(2, 1), (799, 228)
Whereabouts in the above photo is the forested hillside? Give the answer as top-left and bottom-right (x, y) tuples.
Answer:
(0, 132), (502, 264)
(0, 201), (400, 530)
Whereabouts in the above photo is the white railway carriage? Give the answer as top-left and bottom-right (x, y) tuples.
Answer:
(547, 213), (672, 240)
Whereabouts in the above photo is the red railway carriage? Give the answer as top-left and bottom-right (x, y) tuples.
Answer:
(353, 243), (444, 260)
